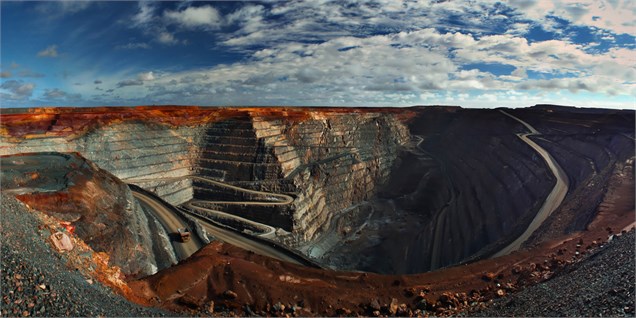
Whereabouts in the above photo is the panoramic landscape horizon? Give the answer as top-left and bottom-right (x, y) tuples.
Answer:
(1, 1), (635, 317)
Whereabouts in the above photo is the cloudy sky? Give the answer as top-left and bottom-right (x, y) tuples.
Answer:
(1, 0), (635, 108)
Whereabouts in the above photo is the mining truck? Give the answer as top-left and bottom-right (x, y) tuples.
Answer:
(177, 227), (191, 242)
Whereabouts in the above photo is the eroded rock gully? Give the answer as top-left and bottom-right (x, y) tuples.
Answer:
(1, 105), (633, 279)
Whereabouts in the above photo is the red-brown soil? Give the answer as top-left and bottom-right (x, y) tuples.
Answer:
(0, 106), (415, 140)
(129, 158), (634, 316)
(3, 153), (158, 278)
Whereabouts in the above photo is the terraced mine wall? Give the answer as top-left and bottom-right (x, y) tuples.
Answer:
(412, 109), (557, 269)
(191, 111), (410, 243)
(319, 106), (635, 274)
(0, 107), (410, 247)
(0, 120), (197, 205)
(321, 108), (559, 273)
(2, 106), (633, 276)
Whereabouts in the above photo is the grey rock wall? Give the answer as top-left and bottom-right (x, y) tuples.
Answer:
(0, 110), (409, 251)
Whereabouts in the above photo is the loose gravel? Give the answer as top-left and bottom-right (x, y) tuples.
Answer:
(475, 229), (635, 317)
(1, 194), (167, 317)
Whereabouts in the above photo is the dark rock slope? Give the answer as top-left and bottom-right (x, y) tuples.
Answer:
(1, 106), (632, 277)
(323, 108), (556, 273)
(510, 105), (635, 245)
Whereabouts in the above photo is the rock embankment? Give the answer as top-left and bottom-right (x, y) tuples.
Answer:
(0, 193), (166, 317)
(1, 153), (160, 277)
(323, 108), (556, 273)
(1, 105), (632, 278)
(475, 229), (635, 317)
(509, 106), (635, 245)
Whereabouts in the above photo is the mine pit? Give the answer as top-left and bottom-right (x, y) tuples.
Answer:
(1, 105), (634, 316)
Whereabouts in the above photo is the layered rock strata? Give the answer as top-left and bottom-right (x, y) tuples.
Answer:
(0, 107), (409, 249)
(320, 106), (634, 274)
(508, 106), (635, 244)
(322, 108), (558, 273)
(1, 105), (633, 277)
(190, 111), (410, 243)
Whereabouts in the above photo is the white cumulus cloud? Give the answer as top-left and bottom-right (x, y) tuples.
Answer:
(164, 5), (221, 29)
(138, 71), (155, 81)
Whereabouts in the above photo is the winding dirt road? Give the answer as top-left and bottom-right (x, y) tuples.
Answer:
(184, 201), (277, 237)
(128, 176), (319, 266)
(493, 110), (569, 257)
(181, 210), (308, 266)
(132, 191), (204, 260)
(126, 175), (292, 237)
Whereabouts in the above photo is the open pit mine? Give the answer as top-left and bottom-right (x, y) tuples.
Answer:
(1, 105), (634, 317)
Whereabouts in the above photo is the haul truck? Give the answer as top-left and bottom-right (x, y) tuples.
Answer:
(177, 228), (191, 242)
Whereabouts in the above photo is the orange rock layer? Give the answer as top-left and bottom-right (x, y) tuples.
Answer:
(0, 106), (416, 140)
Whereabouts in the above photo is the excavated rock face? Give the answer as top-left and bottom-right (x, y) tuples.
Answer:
(320, 106), (635, 274)
(0, 107), (410, 251)
(191, 111), (410, 242)
(272, 112), (410, 242)
(0, 153), (157, 277)
(319, 108), (557, 273)
(2, 105), (631, 276)
(2, 105), (635, 317)
(507, 106), (635, 244)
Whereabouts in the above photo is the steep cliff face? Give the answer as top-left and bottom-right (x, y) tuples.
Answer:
(80, 122), (198, 205)
(319, 106), (634, 274)
(256, 112), (410, 242)
(190, 111), (410, 243)
(0, 121), (198, 206)
(321, 108), (557, 273)
(508, 106), (635, 245)
(1, 106), (633, 278)
(0, 107), (409, 250)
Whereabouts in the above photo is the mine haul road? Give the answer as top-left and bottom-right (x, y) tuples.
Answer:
(126, 175), (293, 238)
(129, 177), (312, 266)
(131, 110), (567, 266)
(493, 110), (569, 257)
(181, 210), (306, 266)
(132, 191), (204, 259)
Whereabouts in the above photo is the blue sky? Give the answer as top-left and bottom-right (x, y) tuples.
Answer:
(1, 0), (635, 109)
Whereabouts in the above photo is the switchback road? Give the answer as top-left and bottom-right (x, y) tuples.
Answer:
(125, 175), (292, 237)
(128, 177), (319, 267)
(181, 210), (310, 266)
